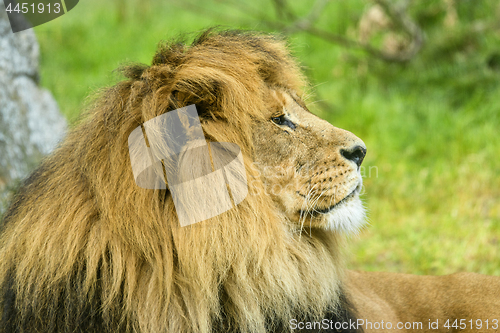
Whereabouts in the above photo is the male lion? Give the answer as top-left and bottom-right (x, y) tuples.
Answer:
(0, 29), (499, 333)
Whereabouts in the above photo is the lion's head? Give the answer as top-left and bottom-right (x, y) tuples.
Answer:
(253, 89), (366, 233)
(0, 29), (366, 333)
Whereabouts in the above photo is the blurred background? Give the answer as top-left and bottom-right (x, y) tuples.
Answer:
(29, 0), (500, 274)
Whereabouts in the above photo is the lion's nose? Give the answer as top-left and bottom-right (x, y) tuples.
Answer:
(340, 145), (366, 168)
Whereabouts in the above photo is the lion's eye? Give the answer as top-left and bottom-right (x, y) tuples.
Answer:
(272, 115), (285, 125)
(271, 115), (296, 129)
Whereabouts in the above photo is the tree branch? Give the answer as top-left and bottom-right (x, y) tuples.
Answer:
(275, 0), (424, 63)
(372, 0), (424, 61)
(271, 0), (295, 21)
(283, 0), (330, 33)
(170, 0), (425, 63)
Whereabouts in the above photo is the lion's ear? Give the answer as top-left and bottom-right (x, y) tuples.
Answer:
(171, 78), (224, 120)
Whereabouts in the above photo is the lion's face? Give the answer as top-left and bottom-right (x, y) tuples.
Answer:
(252, 89), (366, 232)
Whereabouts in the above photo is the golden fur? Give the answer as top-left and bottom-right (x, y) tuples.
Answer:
(1, 29), (499, 333)
(0, 30), (353, 333)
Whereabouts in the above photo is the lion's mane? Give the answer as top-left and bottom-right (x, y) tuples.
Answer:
(0, 30), (350, 333)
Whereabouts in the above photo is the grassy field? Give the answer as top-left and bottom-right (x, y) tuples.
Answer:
(34, 0), (500, 275)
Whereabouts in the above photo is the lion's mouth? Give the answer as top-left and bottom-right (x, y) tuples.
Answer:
(301, 183), (362, 217)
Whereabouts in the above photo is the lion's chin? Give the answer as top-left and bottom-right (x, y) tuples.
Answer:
(324, 195), (366, 234)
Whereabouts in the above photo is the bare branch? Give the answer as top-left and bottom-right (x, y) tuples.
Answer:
(271, 0), (296, 21)
(170, 0), (425, 63)
(284, 0), (330, 33)
(304, 26), (414, 62)
(269, 0), (424, 62)
(372, 0), (424, 61)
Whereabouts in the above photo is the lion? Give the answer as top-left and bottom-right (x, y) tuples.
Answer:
(0, 29), (499, 333)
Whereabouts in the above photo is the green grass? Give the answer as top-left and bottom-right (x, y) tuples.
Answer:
(34, 0), (500, 275)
